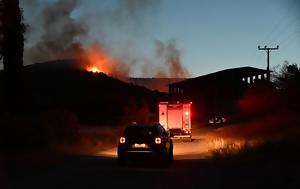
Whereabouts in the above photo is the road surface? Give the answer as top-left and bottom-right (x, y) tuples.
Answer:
(4, 127), (299, 189)
(97, 127), (212, 160)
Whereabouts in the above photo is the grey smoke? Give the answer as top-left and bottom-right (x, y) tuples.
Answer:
(111, 0), (159, 33)
(22, 0), (190, 78)
(23, 0), (86, 64)
(154, 40), (190, 78)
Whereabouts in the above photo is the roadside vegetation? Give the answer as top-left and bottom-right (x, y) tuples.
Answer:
(209, 62), (300, 162)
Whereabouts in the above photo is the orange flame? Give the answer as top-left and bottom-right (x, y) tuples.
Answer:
(82, 47), (117, 75)
(86, 66), (101, 73)
(87, 66), (101, 73)
(79, 46), (129, 80)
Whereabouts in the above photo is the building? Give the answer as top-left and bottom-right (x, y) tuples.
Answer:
(169, 67), (269, 122)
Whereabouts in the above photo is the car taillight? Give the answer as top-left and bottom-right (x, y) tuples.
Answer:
(120, 137), (126, 144)
(155, 137), (161, 144)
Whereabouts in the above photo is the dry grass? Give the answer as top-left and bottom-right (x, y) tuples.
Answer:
(51, 124), (126, 156)
(206, 111), (300, 159)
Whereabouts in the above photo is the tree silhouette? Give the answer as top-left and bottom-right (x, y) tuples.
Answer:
(275, 61), (300, 112)
(276, 61), (300, 91)
(0, 0), (26, 113)
(0, 0), (25, 71)
(0, 1), (3, 60)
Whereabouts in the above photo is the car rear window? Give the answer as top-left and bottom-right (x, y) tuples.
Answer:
(124, 125), (156, 138)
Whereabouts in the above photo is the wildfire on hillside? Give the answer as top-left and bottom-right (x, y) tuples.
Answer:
(79, 47), (129, 80)
(86, 66), (101, 73)
(82, 47), (116, 75)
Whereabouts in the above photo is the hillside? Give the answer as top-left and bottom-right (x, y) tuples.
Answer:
(0, 60), (167, 125)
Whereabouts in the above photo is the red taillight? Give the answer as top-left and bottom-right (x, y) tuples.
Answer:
(120, 137), (126, 144)
(183, 129), (191, 134)
(184, 111), (189, 116)
(155, 137), (162, 144)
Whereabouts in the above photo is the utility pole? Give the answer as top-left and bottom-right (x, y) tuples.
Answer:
(258, 45), (279, 81)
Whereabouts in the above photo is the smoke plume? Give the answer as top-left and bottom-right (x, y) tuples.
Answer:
(23, 0), (86, 64)
(109, 0), (159, 34)
(154, 40), (190, 78)
(22, 0), (190, 79)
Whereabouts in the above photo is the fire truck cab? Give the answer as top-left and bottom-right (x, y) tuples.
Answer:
(159, 102), (192, 141)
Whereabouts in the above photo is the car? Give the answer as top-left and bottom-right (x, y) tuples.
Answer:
(117, 122), (173, 167)
(208, 115), (228, 127)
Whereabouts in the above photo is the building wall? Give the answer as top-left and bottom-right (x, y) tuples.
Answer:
(168, 69), (267, 122)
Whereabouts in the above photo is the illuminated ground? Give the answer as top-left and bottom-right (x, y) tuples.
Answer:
(96, 128), (213, 160)
(6, 126), (300, 189)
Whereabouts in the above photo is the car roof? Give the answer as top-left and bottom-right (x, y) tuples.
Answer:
(124, 123), (161, 131)
(128, 122), (161, 127)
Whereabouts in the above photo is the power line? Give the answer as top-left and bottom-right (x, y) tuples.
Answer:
(260, 0), (298, 46)
(258, 45), (279, 81)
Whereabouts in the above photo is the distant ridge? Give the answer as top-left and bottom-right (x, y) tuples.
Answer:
(129, 78), (187, 92)
(23, 59), (82, 71)
(23, 60), (187, 93)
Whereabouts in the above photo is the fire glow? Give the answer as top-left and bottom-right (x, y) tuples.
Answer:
(81, 47), (130, 80)
(87, 66), (101, 73)
(82, 47), (117, 75)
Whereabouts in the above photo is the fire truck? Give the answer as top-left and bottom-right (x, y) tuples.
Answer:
(159, 102), (192, 141)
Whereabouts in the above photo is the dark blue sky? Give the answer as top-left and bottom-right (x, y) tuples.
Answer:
(21, 0), (300, 77)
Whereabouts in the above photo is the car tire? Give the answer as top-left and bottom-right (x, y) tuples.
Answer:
(117, 154), (126, 167)
(169, 146), (174, 162)
(170, 151), (173, 162)
(158, 149), (170, 168)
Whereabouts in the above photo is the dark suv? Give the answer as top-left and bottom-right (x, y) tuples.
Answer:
(117, 123), (173, 167)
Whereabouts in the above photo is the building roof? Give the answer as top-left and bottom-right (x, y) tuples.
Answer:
(169, 67), (268, 87)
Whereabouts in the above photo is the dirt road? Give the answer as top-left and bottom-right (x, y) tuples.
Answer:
(97, 127), (213, 160)
(5, 127), (300, 189)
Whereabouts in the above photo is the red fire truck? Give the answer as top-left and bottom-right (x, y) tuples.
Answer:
(159, 102), (192, 141)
